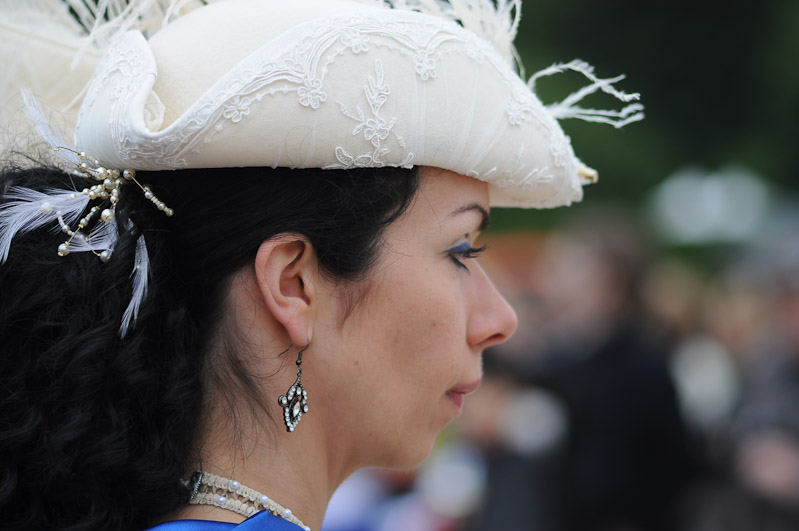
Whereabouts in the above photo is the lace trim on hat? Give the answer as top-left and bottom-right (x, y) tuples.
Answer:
(330, 60), (414, 169)
(78, 11), (634, 167)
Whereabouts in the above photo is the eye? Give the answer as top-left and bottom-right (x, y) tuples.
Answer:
(446, 240), (486, 272)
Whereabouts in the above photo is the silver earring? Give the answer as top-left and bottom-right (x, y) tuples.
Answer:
(278, 346), (309, 432)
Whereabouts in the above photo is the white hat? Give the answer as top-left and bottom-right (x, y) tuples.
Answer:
(0, 0), (642, 335)
(4, 0), (642, 209)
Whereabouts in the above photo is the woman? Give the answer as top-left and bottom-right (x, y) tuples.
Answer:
(0, 0), (642, 530)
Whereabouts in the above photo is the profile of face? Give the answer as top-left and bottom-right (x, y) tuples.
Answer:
(306, 168), (518, 470)
(228, 168), (517, 482)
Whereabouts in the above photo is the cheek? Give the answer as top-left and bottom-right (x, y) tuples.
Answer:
(381, 280), (465, 382)
(387, 299), (459, 351)
(338, 256), (469, 386)
(326, 263), (474, 467)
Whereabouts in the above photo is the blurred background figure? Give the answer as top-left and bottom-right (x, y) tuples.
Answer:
(470, 209), (702, 531)
(673, 212), (799, 531)
(732, 231), (799, 511)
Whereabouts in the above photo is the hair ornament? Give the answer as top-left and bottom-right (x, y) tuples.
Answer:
(50, 147), (172, 259)
(119, 231), (151, 337)
(0, 148), (166, 337)
(0, 92), (172, 336)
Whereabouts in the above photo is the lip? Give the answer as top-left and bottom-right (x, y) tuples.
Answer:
(446, 379), (482, 412)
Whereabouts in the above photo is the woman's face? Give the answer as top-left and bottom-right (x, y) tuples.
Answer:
(309, 168), (517, 470)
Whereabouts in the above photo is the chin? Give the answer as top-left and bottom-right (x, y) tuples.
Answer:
(375, 428), (441, 471)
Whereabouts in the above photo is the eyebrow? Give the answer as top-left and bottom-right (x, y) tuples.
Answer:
(449, 203), (490, 232)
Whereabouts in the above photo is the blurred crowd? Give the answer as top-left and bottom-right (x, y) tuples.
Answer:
(321, 200), (799, 531)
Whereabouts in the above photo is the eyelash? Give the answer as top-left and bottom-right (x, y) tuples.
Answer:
(447, 242), (486, 271)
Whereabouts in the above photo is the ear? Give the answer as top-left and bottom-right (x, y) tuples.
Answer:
(253, 236), (317, 347)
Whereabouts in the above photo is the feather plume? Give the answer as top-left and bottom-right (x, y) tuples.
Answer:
(68, 217), (119, 253)
(530, 60), (645, 128)
(1, 0), (207, 159)
(20, 89), (81, 165)
(382, 0), (522, 68)
(2, 0), (206, 69)
(549, 103), (645, 129)
(120, 233), (150, 337)
(67, 0), (187, 69)
(0, 187), (90, 262)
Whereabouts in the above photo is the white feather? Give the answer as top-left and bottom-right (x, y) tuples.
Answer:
(119, 233), (150, 337)
(530, 60), (644, 128)
(0, 187), (89, 262)
(20, 90), (81, 165)
(548, 103), (645, 129)
(3, 0), (208, 69)
(68, 217), (119, 253)
(68, 0), (168, 68)
(1, 0), (207, 137)
(383, 0), (522, 67)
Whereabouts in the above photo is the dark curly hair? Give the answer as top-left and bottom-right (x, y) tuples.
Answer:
(0, 163), (420, 531)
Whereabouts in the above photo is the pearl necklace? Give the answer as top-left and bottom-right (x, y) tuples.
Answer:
(189, 471), (310, 531)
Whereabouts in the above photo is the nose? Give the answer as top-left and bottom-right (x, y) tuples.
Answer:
(467, 262), (518, 350)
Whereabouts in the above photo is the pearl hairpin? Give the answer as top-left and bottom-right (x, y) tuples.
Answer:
(50, 148), (173, 260)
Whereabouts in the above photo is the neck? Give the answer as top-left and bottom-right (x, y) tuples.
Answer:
(173, 397), (356, 530)
(168, 270), (365, 529)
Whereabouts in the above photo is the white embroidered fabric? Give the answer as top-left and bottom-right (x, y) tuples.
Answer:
(71, 0), (642, 209)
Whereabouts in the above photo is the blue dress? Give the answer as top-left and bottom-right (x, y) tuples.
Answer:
(146, 510), (305, 530)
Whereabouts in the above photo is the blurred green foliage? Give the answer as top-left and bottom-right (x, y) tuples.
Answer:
(492, 0), (799, 231)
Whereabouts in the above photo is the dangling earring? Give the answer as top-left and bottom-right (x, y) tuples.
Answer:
(278, 345), (309, 432)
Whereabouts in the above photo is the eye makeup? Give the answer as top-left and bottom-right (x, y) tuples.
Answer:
(446, 239), (486, 271)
